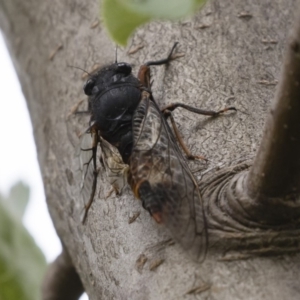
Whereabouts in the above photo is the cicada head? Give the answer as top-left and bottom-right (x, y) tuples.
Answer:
(83, 62), (139, 97)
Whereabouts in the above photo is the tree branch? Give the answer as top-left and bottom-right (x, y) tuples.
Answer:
(42, 247), (84, 300)
(247, 5), (300, 199)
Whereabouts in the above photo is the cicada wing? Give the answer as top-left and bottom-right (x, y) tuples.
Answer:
(100, 137), (129, 194)
(159, 179), (207, 261)
(75, 131), (98, 222)
(129, 92), (207, 261)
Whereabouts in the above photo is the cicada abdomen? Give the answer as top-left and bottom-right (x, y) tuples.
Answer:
(128, 91), (207, 261)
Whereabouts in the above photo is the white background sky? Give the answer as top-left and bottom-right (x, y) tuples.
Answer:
(0, 31), (88, 299)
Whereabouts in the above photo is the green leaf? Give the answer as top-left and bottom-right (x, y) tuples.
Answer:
(6, 182), (30, 219)
(102, 0), (150, 46)
(121, 0), (204, 19)
(102, 0), (207, 46)
(0, 184), (47, 300)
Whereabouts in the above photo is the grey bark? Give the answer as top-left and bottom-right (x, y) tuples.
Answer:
(1, 0), (300, 299)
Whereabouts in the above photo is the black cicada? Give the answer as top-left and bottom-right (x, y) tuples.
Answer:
(78, 43), (235, 261)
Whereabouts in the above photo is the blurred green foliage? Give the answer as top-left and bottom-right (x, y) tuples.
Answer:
(0, 182), (46, 300)
(102, 0), (207, 45)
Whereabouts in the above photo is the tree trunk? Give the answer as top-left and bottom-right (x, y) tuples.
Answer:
(1, 0), (300, 299)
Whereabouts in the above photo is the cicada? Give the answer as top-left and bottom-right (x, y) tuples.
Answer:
(78, 43), (236, 261)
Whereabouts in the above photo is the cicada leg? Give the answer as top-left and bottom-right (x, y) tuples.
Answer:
(138, 42), (180, 89)
(162, 105), (237, 161)
(163, 109), (207, 161)
(161, 102), (236, 116)
(81, 131), (99, 224)
(144, 42), (179, 67)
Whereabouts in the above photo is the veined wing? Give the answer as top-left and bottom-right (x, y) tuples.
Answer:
(76, 132), (128, 222)
(128, 91), (207, 261)
(100, 137), (129, 194)
(76, 131), (98, 222)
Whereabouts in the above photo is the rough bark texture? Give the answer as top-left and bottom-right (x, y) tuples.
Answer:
(1, 0), (300, 299)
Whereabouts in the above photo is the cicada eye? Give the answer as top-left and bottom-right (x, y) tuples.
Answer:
(83, 78), (95, 96)
(116, 63), (132, 76)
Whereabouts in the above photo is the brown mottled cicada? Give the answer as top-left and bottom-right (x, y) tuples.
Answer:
(78, 43), (235, 261)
